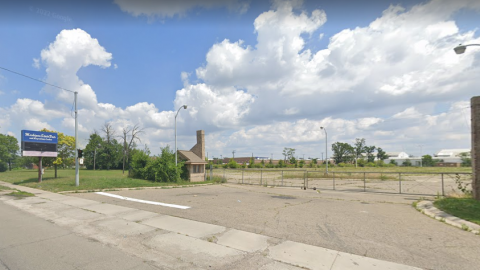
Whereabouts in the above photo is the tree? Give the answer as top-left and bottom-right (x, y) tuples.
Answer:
(100, 122), (122, 170)
(421, 155), (435, 167)
(311, 158), (317, 165)
(331, 142), (354, 164)
(227, 158), (238, 168)
(120, 124), (143, 175)
(376, 147), (388, 161)
(364, 146), (376, 163)
(354, 138), (366, 166)
(459, 152), (471, 167)
(299, 160), (305, 168)
(40, 129), (75, 177)
(84, 132), (103, 170)
(0, 133), (19, 171)
(282, 147), (295, 163)
(402, 159), (412, 167)
(248, 155), (254, 168)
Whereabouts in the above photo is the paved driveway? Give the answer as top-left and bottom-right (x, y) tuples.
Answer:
(70, 184), (480, 270)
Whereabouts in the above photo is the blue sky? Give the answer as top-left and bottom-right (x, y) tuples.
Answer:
(1, 0), (479, 159)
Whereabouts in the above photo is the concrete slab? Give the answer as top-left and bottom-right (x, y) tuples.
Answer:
(331, 252), (422, 270)
(217, 229), (270, 252)
(81, 203), (135, 216)
(30, 200), (72, 212)
(119, 209), (159, 222)
(94, 218), (156, 236)
(145, 232), (244, 268)
(259, 261), (305, 270)
(58, 197), (99, 207)
(36, 192), (69, 201)
(268, 241), (338, 270)
(142, 215), (225, 238)
(58, 208), (105, 221)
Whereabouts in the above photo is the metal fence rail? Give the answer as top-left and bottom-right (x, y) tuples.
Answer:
(210, 168), (472, 196)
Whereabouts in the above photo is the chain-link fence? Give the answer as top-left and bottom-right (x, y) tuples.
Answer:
(210, 168), (472, 196)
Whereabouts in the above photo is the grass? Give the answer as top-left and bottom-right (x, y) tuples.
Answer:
(7, 190), (35, 198)
(0, 184), (13, 191)
(434, 197), (480, 226)
(0, 169), (215, 193)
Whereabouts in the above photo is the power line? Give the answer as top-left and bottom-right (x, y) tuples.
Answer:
(0, 66), (75, 93)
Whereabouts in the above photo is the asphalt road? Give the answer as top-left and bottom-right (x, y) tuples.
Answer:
(0, 201), (160, 270)
(70, 184), (480, 270)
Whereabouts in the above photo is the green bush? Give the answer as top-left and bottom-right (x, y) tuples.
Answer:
(130, 146), (183, 182)
(0, 161), (7, 172)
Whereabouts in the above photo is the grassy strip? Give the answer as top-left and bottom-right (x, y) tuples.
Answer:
(0, 169), (220, 193)
(0, 184), (13, 191)
(434, 197), (480, 226)
(7, 191), (35, 198)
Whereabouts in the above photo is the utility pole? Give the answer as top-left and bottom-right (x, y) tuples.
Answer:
(75, 91), (79, 186)
(418, 144), (424, 167)
(232, 150), (236, 159)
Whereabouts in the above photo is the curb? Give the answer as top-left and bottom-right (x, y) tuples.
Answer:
(416, 201), (480, 235)
(57, 183), (215, 194)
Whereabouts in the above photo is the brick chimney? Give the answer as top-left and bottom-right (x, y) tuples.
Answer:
(190, 130), (205, 160)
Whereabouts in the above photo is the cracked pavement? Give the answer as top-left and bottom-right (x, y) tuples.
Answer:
(67, 184), (480, 270)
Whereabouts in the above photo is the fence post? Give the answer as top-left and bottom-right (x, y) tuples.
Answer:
(306, 170), (308, 189)
(224, 168), (226, 182)
(242, 169), (244, 184)
(282, 170), (284, 186)
(363, 172), (366, 192)
(441, 173), (445, 196)
(333, 172), (335, 190)
(399, 173), (402, 194)
(210, 165), (212, 181)
(304, 171), (306, 189)
(261, 169), (263, 186)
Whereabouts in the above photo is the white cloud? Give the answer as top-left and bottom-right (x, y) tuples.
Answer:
(32, 58), (40, 69)
(114, 0), (249, 19)
(40, 28), (112, 110)
(0, 90), (4, 95)
(1, 0), (479, 157)
(393, 107), (421, 119)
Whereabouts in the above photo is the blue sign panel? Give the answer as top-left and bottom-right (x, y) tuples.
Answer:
(21, 130), (58, 144)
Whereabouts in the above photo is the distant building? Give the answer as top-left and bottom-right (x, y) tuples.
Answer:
(177, 130), (207, 182)
(435, 149), (470, 158)
(386, 152), (410, 159)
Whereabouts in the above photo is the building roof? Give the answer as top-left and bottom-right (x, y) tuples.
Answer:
(435, 149), (470, 157)
(386, 152), (408, 157)
(178, 150), (207, 164)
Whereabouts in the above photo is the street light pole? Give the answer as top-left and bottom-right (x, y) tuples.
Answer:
(454, 44), (480, 54)
(454, 43), (480, 201)
(320, 127), (328, 174)
(75, 91), (79, 186)
(418, 144), (423, 167)
(175, 105), (187, 166)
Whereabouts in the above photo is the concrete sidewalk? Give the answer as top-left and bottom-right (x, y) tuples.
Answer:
(0, 182), (421, 270)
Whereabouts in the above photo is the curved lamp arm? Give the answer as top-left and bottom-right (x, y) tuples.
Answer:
(454, 44), (480, 54)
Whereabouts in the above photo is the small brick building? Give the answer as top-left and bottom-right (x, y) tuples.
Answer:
(177, 130), (207, 182)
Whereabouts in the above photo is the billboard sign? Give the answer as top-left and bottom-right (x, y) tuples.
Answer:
(21, 130), (58, 157)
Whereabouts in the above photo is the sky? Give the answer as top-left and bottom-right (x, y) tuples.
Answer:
(0, 0), (479, 160)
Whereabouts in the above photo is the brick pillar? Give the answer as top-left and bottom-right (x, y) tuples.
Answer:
(472, 96), (480, 200)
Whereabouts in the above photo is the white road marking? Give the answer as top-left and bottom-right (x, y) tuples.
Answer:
(95, 192), (190, 209)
